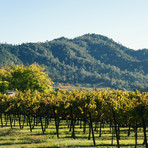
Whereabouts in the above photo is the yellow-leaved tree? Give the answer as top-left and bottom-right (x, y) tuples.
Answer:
(0, 63), (53, 93)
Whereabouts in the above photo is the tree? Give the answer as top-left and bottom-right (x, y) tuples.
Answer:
(0, 63), (53, 93)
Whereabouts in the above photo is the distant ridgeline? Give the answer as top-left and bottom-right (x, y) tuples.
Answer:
(0, 33), (148, 90)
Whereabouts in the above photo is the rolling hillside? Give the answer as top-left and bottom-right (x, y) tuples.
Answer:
(0, 33), (148, 90)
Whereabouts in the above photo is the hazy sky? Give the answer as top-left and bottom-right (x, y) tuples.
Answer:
(0, 0), (148, 50)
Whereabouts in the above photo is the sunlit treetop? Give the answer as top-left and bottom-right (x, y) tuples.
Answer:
(0, 63), (53, 93)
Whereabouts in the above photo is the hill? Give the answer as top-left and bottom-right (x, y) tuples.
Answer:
(0, 33), (148, 90)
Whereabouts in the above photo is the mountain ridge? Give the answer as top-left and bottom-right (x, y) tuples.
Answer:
(0, 33), (148, 90)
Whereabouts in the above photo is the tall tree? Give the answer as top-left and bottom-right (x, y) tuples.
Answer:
(0, 63), (53, 93)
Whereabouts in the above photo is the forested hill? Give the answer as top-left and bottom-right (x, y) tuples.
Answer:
(0, 33), (148, 90)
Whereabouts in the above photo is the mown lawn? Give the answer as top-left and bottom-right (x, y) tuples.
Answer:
(0, 118), (146, 148)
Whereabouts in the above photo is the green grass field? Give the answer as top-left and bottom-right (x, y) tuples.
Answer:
(0, 116), (146, 148)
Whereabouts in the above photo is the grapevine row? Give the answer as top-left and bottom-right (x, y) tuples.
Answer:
(0, 89), (148, 147)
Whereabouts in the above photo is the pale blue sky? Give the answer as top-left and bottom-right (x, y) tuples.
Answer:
(0, 0), (148, 50)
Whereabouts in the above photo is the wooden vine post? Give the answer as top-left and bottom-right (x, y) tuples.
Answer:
(70, 105), (75, 139)
(141, 106), (148, 148)
(112, 108), (120, 148)
(53, 106), (59, 138)
(89, 111), (96, 146)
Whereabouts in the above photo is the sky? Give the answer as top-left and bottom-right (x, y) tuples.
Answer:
(0, 0), (148, 50)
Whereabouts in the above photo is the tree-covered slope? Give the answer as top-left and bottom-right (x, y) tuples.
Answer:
(0, 33), (148, 90)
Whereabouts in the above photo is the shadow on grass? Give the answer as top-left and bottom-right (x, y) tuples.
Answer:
(29, 132), (57, 136)
(0, 142), (35, 146)
(0, 140), (45, 146)
(37, 143), (144, 148)
(0, 142), (144, 147)
(0, 128), (19, 136)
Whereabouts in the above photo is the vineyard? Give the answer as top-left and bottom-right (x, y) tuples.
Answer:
(0, 89), (148, 147)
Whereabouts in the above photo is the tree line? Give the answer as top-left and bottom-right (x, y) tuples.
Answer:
(0, 34), (148, 90)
